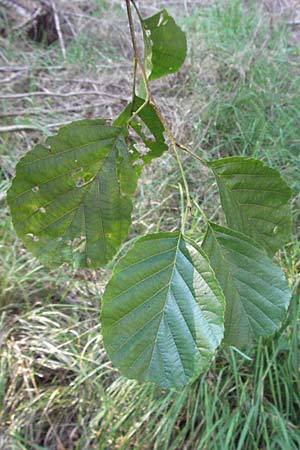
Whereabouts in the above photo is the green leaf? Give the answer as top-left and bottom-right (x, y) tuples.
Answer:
(101, 232), (225, 389)
(202, 223), (291, 348)
(142, 10), (187, 80)
(208, 157), (292, 256)
(114, 96), (168, 168)
(7, 119), (138, 268)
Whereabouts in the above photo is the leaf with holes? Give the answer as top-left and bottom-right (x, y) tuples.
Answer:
(114, 95), (168, 170)
(142, 9), (187, 80)
(7, 119), (138, 268)
(208, 157), (292, 256)
(202, 223), (291, 348)
(101, 232), (225, 389)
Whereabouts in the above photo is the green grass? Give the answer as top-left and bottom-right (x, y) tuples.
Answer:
(181, 0), (300, 232)
(1, 286), (299, 449)
(0, 0), (299, 448)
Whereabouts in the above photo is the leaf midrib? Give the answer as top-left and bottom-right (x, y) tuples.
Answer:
(147, 235), (183, 377)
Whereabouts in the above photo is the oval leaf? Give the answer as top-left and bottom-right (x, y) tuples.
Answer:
(202, 223), (291, 348)
(7, 119), (138, 268)
(208, 157), (292, 256)
(101, 232), (225, 389)
(142, 9), (187, 80)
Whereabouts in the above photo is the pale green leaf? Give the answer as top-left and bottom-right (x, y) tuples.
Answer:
(7, 119), (138, 268)
(142, 9), (187, 80)
(101, 232), (225, 389)
(202, 223), (291, 348)
(208, 157), (292, 255)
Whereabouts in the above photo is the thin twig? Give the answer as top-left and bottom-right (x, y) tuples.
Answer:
(127, 0), (207, 171)
(12, 7), (42, 32)
(130, 58), (138, 114)
(176, 142), (207, 166)
(125, 0), (150, 123)
(125, 0), (193, 230)
(61, 13), (76, 37)
(0, 101), (114, 118)
(50, 0), (66, 59)
(0, 65), (65, 72)
(0, 90), (117, 100)
(0, 122), (71, 133)
(0, 73), (20, 84)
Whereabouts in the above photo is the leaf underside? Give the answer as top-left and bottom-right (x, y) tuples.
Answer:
(7, 119), (138, 268)
(142, 9), (187, 80)
(208, 157), (292, 256)
(102, 232), (225, 389)
(202, 223), (291, 348)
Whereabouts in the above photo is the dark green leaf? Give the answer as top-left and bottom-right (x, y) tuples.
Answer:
(7, 119), (138, 268)
(208, 157), (292, 256)
(202, 223), (291, 347)
(142, 9), (187, 80)
(102, 232), (225, 389)
(114, 96), (168, 168)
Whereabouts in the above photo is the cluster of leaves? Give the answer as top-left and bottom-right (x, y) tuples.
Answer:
(7, 5), (292, 389)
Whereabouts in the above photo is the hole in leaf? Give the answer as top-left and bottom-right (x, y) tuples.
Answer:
(133, 158), (144, 166)
(27, 233), (39, 242)
(73, 236), (86, 254)
(133, 143), (149, 156)
(76, 177), (85, 187)
(157, 12), (164, 27)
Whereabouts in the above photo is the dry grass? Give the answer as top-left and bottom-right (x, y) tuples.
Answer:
(0, 0), (300, 448)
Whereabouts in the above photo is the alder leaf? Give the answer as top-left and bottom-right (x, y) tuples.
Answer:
(202, 223), (291, 348)
(142, 9), (187, 80)
(208, 157), (292, 256)
(101, 232), (225, 389)
(7, 119), (138, 268)
(114, 96), (168, 168)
